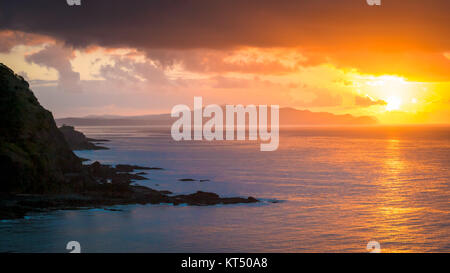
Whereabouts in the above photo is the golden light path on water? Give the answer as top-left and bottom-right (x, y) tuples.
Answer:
(0, 126), (449, 253)
(279, 128), (449, 253)
(373, 139), (425, 253)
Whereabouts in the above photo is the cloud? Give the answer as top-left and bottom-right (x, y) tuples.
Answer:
(146, 47), (310, 75)
(0, 30), (51, 52)
(1, 1), (447, 122)
(1, 1), (449, 81)
(97, 56), (170, 88)
(355, 95), (387, 107)
(445, 52), (450, 60)
(25, 43), (82, 92)
(327, 51), (450, 82)
(1, 0), (448, 52)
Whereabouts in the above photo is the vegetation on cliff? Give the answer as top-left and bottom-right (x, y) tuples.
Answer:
(0, 63), (259, 219)
(0, 63), (82, 193)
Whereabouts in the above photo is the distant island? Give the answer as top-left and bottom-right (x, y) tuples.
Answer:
(0, 63), (259, 220)
(56, 108), (378, 127)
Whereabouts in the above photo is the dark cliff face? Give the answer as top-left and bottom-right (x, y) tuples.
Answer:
(0, 64), (260, 218)
(59, 125), (108, 151)
(0, 63), (82, 193)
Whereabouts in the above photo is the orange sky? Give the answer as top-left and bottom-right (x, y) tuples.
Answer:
(0, 1), (448, 124)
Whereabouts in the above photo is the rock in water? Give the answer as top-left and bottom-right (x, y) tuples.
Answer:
(0, 63), (260, 219)
(59, 125), (108, 150)
(0, 63), (82, 193)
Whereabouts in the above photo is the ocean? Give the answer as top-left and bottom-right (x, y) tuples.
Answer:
(1, 126), (449, 253)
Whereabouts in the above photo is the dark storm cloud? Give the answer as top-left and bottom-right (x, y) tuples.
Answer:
(0, 0), (448, 51)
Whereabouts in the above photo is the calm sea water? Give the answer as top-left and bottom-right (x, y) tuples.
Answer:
(1, 126), (449, 253)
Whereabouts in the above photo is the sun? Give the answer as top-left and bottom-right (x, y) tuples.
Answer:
(385, 96), (402, 111)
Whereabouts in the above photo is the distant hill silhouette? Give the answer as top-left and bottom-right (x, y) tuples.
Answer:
(56, 107), (378, 127)
(279, 107), (377, 125)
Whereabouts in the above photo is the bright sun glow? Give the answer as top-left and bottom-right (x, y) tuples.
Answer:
(385, 96), (402, 111)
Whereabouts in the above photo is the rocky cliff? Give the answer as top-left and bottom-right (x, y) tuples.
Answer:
(0, 63), (82, 193)
(59, 125), (108, 150)
(0, 63), (259, 219)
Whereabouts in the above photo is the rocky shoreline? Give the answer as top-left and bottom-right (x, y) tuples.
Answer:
(0, 162), (259, 220)
(0, 63), (260, 221)
(59, 125), (109, 150)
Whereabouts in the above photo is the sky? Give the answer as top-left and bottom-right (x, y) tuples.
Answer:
(0, 0), (449, 124)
